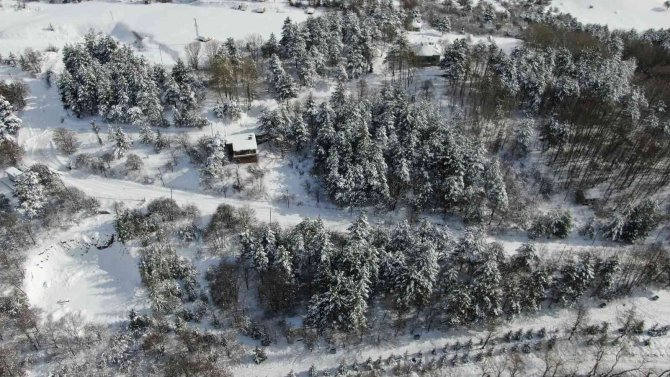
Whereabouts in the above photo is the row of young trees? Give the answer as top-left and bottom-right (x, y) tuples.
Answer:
(58, 32), (207, 128)
(206, 209), (670, 334)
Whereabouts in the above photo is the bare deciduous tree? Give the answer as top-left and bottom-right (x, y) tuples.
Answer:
(204, 39), (221, 68)
(568, 304), (590, 340)
(52, 127), (79, 155)
(185, 41), (202, 70)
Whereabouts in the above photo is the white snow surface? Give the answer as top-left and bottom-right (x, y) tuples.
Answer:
(553, 0), (670, 31)
(0, 0), (309, 64)
(23, 215), (148, 323)
(408, 30), (522, 54)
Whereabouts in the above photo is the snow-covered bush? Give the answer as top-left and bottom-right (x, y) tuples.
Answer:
(0, 138), (23, 167)
(252, 347), (267, 364)
(528, 209), (573, 239)
(115, 208), (158, 243)
(603, 199), (659, 243)
(212, 101), (242, 121)
(18, 48), (43, 75)
(173, 107), (209, 129)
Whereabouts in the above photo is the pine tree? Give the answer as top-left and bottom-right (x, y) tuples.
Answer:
(434, 16), (451, 34)
(139, 125), (155, 144)
(388, 221), (439, 311)
(553, 256), (594, 306)
(0, 95), (22, 139)
(14, 171), (46, 219)
(112, 126), (132, 158)
(297, 50), (318, 87)
(441, 38), (471, 83)
(471, 253), (503, 320)
(268, 54), (297, 102)
(605, 199), (658, 243)
(240, 227), (268, 273)
(484, 159), (508, 222)
(262, 33), (280, 58)
(305, 271), (368, 333)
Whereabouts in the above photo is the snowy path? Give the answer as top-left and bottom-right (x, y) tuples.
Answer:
(61, 172), (357, 231)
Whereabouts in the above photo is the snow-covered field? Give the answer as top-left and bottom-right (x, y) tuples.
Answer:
(0, 0), (310, 64)
(23, 215), (148, 323)
(552, 0), (670, 31)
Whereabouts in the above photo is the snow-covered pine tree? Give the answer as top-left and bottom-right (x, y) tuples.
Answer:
(297, 50), (318, 87)
(434, 16), (451, 34)
(267, 54), (297, 102)
(0, 95), (22, 139)
(111, 126), (132, 158)
(240, 227), (268, 273)
(262, 33), (280, 58)
(471, 252), (503, 320)
(138, 125), (156, 144)
(387, 221), (439, 311)
(14, 171), (46, 219)
(484, 159), (508, 222)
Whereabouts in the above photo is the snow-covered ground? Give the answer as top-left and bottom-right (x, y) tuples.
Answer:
(0, 0), (310, 64)
(23, 215), (148, 323)
(552, 0), (670, 31)
(407, 29), (522, 54)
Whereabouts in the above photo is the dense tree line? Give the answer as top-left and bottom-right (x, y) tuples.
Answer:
(58, 32), (207, 128)
(260, 6), (401, 98)
(202, 206), (670, 335)
(436, 20), (670, 202)
(261, 85), (509, 223)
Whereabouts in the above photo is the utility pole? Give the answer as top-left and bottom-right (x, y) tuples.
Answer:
(194, 18), (200, 39)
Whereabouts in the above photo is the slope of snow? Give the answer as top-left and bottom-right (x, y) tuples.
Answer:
(553, 0), (670, 31)
(408, 30), (522, 54)
(23, 216), (148, 323)
(0, 0), (309, 64)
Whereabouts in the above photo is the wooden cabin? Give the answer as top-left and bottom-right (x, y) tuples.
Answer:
(226, 133), (258, 163)
(411, 41), (442, 66)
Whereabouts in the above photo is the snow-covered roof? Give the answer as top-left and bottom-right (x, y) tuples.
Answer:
(226, 133), (257, 153)
(412, 41), (442, 57)
(6, 166), (23, 178)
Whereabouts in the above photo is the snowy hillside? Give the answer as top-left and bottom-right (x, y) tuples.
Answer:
(0, 0), (310, 64)
(552, 0), (670, 31)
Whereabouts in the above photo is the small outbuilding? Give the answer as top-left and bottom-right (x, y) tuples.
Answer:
(6, 167), (23, 182)
(226, 133), (258, 163)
